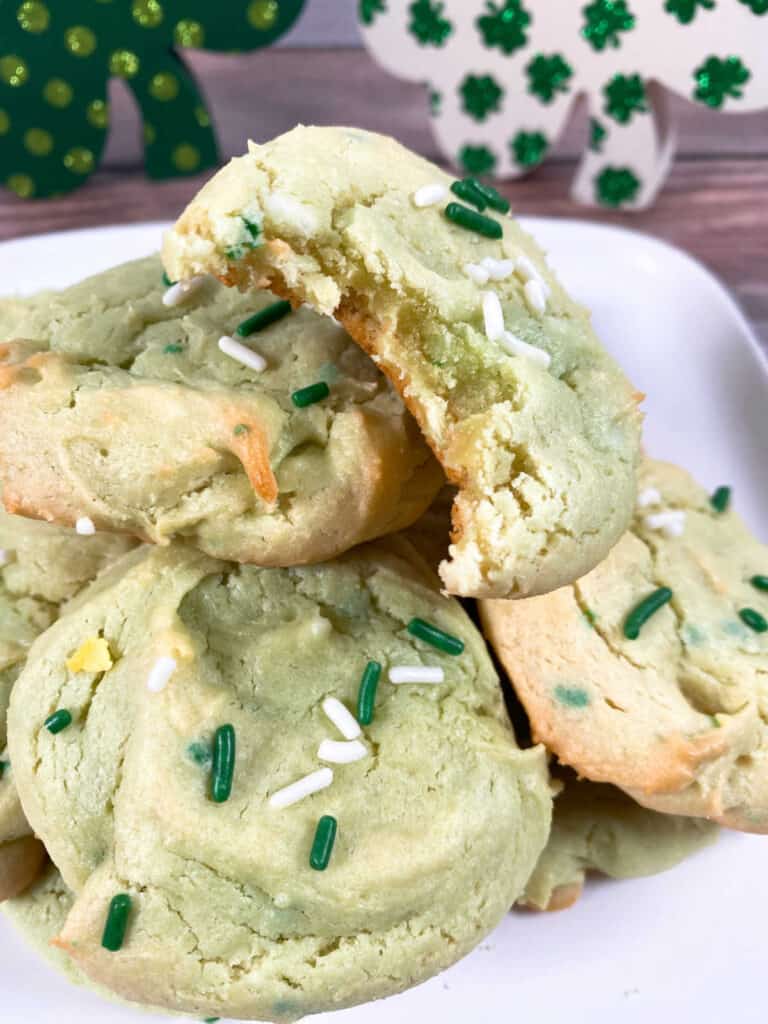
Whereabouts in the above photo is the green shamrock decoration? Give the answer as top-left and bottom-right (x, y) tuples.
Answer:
(738, 0), (768, 12)
(510, 130), (548, 167)
(359, 0), (387, 26)
(693, 55), (751, 107)
(476, 1), (531, 56)
(589, 117), (607, 153)
(595, 166), (641, 207)
(582, 0), (636, 51)
(408, 0), (452, 46)
(664, 0), (715, 24)
(526, 53), (573, 104)
(458, 143), (497, 175)
(603, 73), (649, 123)
(460, 73), (503, 121)
(0, 0), (305, 199)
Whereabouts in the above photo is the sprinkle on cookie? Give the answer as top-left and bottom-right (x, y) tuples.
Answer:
(66, 637), (112, 673)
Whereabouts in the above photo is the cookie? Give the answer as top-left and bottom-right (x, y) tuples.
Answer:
(0, 502), (134, 900)
(520, 773), (718, 912)
(0, 255), (442, 565)
(2, 865), (83, 984)
(163, 125), (642, 599)
(8, 538), (551, 1020)
(480, 458), (768, 832)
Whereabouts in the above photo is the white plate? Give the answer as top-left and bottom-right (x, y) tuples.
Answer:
(0, 221), (766, 1024)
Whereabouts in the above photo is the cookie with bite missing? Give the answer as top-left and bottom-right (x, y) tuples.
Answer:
(8, 537), (551, 1021)
(163, 125), (642, 599)
(0, 255), (442, 565)
(480, 458), (768, 832)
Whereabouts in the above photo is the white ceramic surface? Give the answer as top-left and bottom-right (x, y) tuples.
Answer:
(0, 220), (765, 1024)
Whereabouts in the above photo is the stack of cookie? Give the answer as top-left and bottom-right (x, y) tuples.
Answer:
(0, 127), (763, 1021)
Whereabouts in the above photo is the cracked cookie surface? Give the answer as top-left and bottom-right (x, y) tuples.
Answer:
(0, 255), (442, 565)
(480, 459), (768, 831)
(8, 537), (550, 1020)
(163, 125), (642, 599)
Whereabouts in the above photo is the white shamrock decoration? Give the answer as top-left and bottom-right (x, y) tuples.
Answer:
(359, 0), (768, 209)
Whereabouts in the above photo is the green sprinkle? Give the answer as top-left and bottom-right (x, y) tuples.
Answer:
(0, 760), (8, 779)
(710, 485), (731, 513)
(407, 617), (464, 656)
(163, 343), (183, 354)
(291, 381), (330, 408)
(444, 202), (502, 239)
(44, 709), (72, 735)
(450, 179), (487, 210)
(203, 1019), (220, 1023)
(356, 660), (381, 726)
(751, 575), (768, 592)
(583, 608), (597, 627)
(242, 216), (261, 241)
(233, 423), (250, 436)
(162, 272), (175, 287)
(210, 724), (236, 803)
(623, 587), (673, 640)
(101, 893), (132, 952)
(187, 741), (211, 766)
(309, 815), (337, 871)
(739, 608), (768, 633)
(554, 685), (589, 708)
(236, 300), (292, 337)
(466, 177), (510, 214)
(711, 715), (721, 729)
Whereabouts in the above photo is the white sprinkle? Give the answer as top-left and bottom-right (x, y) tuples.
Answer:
(218, 335), (267, 373)
(464, 262), (490, 285)
(264, 192), (318, 236)
(637, 487), (662, 508)
(0, 549), (10, 567)
(146, 656), (177, 693)
(322, 697), (361, 740)
(162, 275), (206, 308)
(269, 767), (334, 809)
(482, 291), (505, 342)
(480, 257), (516, 281)
(516, 255), (551, 298)
(644, 510), (686, 537)
(524, 279), (547, 315)
(310, 616), (332, 638)
(75, 517), (95, 536)
(413, 183), (448, 208)
(499, 331), (552, 370)
(317, 738), (368, 764)
(389, 666), (445, 685)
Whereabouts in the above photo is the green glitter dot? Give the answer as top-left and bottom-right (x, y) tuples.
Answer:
(603, 73), (649, 124)
(149, 72), (179, 101)
(7, 174), (35, 198)
(0, 55), (30, 87)
(359, 0), (387, 25)
(589, 117), (607, 153)
(17, 2), (50, 33)
(458, 144), (497, 175)
(194, 105), (210, 127)
(64, 147), (94, 174)
(109, 49), (140, 78)
(43, 78), (73, 108)
(582, 0), (635, 51)
(693, 55), (751, 108)
(554, 685), (590, 708)
(511, 130), (548, 167)
(143, 123), (156, 144)
(476, 1), (530, 55)
(132, 0), (163, 28)
(24, 128), (53, 156)
(175, 19), (205, 47)
(87, 98), (109, 128)
(664, 0), (715, 23)
(172, 143), (200, 172)
(0, 110), (10, 135)
(65, 26), (97, 58)
(247, 0), (278, 28)
(459, 73), (504, 122)
(595, 166), (640, 207)
(409, 0), (453, 46)
(526, 53), (573, 104)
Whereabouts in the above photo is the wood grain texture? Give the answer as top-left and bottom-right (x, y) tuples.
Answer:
(1, 49), (766, 351)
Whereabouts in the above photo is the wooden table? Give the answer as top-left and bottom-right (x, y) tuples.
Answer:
(1, 49), (766, 350)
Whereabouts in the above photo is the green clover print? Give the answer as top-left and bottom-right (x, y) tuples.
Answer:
(0, 0), (305, 199)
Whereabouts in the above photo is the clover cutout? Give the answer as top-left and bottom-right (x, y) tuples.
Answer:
(360, 0), (767, 209)
(0, 0), (305, 199)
